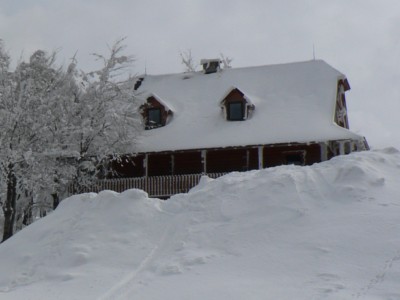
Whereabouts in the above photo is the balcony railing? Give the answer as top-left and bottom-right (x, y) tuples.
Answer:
(68, 173), (227, 198)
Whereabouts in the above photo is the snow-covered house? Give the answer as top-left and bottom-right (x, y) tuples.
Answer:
(101, 59), (368, 197)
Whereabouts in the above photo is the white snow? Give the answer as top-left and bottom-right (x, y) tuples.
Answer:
(1, 149), (400, 299)
(136, 60), (365, 152)
(139, 92), (175, 113)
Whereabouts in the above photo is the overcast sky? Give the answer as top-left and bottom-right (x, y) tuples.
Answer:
(1, 0), (399, 149)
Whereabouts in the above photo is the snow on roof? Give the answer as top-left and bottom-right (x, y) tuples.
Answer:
(139, 92), (175, 113)
(200, 58), (220, 64)
(219, 86), (256, 107)
(135, 60), (364, 153)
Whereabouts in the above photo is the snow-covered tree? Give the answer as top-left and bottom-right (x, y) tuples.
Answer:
(59, 38), (141, 194)
(0, 41), (10, 239)
(0, 47), (65, 241)
(0, 38), (141, 242)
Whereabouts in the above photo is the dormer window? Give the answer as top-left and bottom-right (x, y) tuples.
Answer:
(147, 108), (162, 127)
(220, 87), (255, 121)
(228, 102), (244, 121)
(140, 94), (174, 130)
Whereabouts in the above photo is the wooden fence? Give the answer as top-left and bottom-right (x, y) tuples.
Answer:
(68, 173), (227, 198)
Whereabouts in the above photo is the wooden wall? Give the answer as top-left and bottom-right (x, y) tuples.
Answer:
(147, 151), (203, 176)
(263, 144), (321, 167)
(206, 148), (258, 173)
(109, 143), (324, 178)
(174, 151), (203, 174)
(224, 89), (245, 102)
(148, 153), (171, 176)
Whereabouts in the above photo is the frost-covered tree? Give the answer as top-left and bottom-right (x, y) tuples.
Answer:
(0, 38), (141, 242)
(0, 46), (65, 241)
(60, 38), (141, 194)
(0, 40), (11, 239)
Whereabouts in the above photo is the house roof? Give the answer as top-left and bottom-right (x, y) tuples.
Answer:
(135, 60), (364, 153)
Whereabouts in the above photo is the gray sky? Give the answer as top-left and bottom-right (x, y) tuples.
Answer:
(1, 0), (399, 149)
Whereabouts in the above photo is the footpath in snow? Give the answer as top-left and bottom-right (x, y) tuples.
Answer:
(0, 148), (400, 299)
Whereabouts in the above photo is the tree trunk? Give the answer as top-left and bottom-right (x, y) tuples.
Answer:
(22, 194), (33, 227)
(52, 174), (61, 210)
(52, 193), (60, 210)
(2, 168), (17, 242)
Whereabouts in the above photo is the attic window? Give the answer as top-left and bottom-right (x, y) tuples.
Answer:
(141, 95), (174, 130)
(228, 102), (244, 121)
(147, 108), (162, 128)
(220, 88), (255, 122)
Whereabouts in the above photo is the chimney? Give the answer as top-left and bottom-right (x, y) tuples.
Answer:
(200, 58), (221, 74)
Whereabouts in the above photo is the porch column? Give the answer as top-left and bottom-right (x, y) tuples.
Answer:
(320, 142), (328, 161)
(201, 150), (207, 174)
(170, 154), (175, 175)
(338, 141), (345, 155)
(258, 146), (264, 169)
(144, 154), (149, 177)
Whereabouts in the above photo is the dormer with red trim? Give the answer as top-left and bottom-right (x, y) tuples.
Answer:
(220, 87), (255, 121)
(140, 94), (173, 130)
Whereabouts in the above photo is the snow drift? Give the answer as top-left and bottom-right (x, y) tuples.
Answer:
(0, 149), (400, 299)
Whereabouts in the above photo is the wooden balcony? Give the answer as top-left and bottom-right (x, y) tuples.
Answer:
(68, 173), (227, 199)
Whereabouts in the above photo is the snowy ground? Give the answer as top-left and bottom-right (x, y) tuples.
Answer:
(0, 149), (400, 300)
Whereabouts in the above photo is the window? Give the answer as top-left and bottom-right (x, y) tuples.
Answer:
(141, 95), (173, 130)
(285, 154), (303, 165)
(284, 151), (305, 165)
(220, 88), (254, 121)
(147, 108), (162, 128)
(228, 102), (244, 121)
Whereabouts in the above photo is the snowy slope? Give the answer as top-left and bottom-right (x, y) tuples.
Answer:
(1, 149), (400, 299)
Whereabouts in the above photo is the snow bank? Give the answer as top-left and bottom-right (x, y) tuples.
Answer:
(1, 149), (400, 299)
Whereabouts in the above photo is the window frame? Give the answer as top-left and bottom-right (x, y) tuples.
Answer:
(146, 107), (162, 129)
(227, 101), (245, 121)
